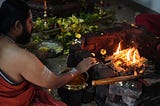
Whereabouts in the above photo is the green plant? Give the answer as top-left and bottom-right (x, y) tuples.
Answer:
(56, 15), (99, 54)
(33, 8), (116, 55)
(33, 17), (57, 31)
(80, 8), (116, 27)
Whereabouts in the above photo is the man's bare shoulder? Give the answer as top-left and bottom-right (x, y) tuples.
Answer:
(3, 43), (35, 60)
(0, 41), (42, 69)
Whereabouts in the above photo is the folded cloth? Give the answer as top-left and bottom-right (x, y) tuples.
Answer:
(135, 14), (160, 36)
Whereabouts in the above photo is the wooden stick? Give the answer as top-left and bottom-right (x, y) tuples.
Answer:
(92, 75), (140, 86)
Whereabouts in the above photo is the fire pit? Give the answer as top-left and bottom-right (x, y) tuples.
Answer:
(59, 23), (160, 106)
(92, 41), (154, 86)
(89, 41), (155, 106)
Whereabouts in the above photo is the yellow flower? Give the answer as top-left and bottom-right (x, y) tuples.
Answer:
(100, 49), (107, 55)
(39, 47), (49, 52)
(75, 33), (81, 39)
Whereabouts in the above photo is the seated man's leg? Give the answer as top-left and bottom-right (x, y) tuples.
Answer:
(135, 14), (160, 36)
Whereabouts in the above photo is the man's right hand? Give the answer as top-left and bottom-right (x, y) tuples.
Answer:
(76, 57), (97, 73)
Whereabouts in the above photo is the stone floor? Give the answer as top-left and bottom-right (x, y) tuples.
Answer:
(43, 0), (157, 106)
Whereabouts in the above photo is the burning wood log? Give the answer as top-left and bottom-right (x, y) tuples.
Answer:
(92, 73), (159, 86)
(92, 75), (140, 86)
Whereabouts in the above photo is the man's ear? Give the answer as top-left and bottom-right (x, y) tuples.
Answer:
(14, 20), (22, 32)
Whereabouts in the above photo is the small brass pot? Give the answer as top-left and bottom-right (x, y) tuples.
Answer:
(61, 68), (89, 91)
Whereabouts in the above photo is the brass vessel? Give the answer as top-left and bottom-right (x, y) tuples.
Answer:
(62, 68), (89, 91)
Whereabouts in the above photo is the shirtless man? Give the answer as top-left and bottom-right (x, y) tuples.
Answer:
(0, 0), (96, 105)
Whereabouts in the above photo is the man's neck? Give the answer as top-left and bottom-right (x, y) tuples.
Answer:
(1, 33), (15, 44)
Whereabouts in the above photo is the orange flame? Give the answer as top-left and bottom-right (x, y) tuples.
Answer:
(134, 70), (138, 76)
(114, 42), (121, 54)
(127, 49), (131, 61)
(108, 42), (147, 75)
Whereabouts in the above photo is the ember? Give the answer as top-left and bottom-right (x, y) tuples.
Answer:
(105, 42), (147, 76)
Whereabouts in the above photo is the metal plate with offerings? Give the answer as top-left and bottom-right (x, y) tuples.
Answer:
(36, 40), (64, 58)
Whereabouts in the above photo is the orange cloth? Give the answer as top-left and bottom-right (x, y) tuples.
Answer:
(30, 88), (67, 106)
(0, 76), (67, 106)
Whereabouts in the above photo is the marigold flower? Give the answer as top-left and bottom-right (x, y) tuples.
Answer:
(100, 49), (107, 55)
(76, 33), (81, 39)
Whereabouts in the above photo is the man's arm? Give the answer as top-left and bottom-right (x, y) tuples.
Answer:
(20, 50), (96, 89)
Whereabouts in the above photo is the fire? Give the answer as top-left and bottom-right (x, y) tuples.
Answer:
(107, 42), (147, 75)
(114, 42), (121, 54)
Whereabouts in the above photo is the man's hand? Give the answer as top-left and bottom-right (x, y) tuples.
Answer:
(76, 57), (97, 73)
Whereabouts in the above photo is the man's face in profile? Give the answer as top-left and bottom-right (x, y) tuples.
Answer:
(15, 10), (33, 45)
